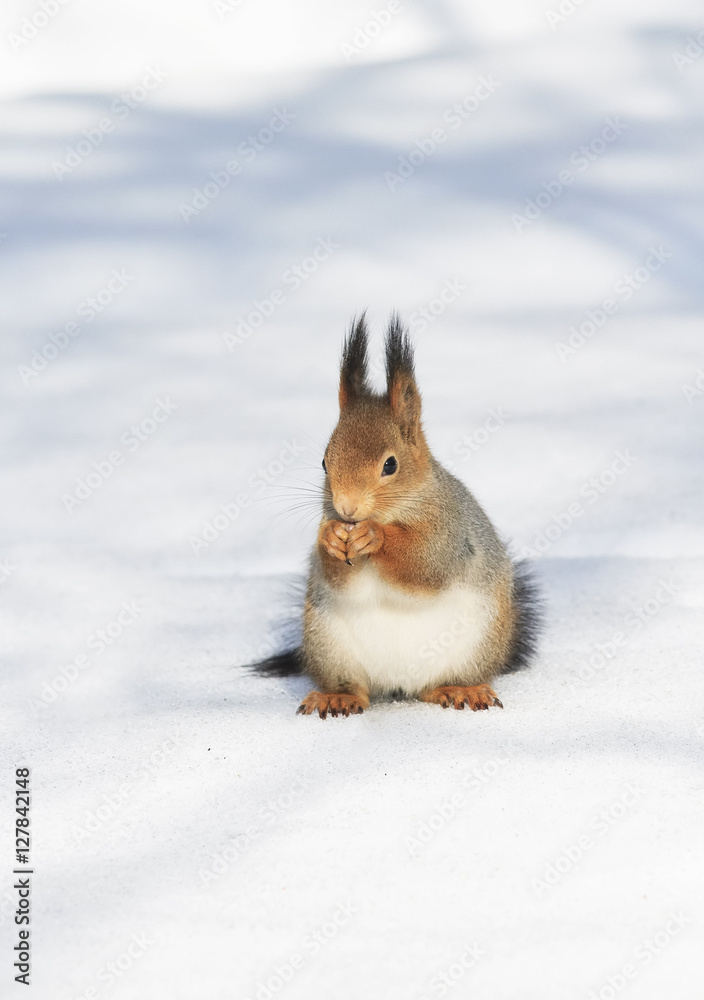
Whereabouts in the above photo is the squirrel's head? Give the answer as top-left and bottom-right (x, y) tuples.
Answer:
(322, 314), (430, 524)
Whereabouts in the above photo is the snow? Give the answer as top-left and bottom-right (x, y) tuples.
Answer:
(1, 1), (703, 997)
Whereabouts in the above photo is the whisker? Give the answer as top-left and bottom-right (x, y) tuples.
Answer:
(266, 493), (320, 505)
(261, 480), (323, 492)
(300, 431), (327, 458)
(269, 500), (320, 511)
(269, 507), (322, 532)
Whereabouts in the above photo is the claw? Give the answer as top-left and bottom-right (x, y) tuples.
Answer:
(297, 690), (369, 718)
(421, 684), (503, 712)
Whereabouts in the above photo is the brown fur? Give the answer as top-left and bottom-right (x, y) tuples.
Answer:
(318, 515), (445, 594)
(359, 520), (446, 593)
(419, 685), (503, 710)
(297, 688), (370, 718)
(469, 573), (515, 679)
(322, 399), (430, 528)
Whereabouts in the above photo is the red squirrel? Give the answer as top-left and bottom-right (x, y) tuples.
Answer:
(254, 314), (541, 718)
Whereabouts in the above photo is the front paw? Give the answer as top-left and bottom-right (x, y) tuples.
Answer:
(319, 520), (350, 562)
(346, 520), (384, 561)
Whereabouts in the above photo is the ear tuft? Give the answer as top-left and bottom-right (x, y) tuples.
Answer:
(385, 314), (421, 441)
(385, 312), (415, 384)
(339, 312), (371, 408)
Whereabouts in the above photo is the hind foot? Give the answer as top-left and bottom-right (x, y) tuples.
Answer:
(296, 689), (370, 719)
(420, 684), (503, 711)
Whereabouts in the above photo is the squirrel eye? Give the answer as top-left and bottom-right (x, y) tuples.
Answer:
(382, 456), (398, 476)
(322, 458), (327, 473)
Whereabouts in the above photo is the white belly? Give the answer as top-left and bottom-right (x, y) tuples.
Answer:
(323, 563), (492, 694)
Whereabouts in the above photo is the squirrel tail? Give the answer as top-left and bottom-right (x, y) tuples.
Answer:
(503, 561), (544, 673)
(249, 648), (302, 677)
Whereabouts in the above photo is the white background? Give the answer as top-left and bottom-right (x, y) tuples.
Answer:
(1, 1), (703, 998)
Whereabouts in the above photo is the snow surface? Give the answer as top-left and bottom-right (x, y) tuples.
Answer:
(1, 1), (704, 998)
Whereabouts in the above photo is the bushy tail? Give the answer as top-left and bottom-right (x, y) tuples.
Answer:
(249, 648), (302, 677)
(503, 561), (544, 673)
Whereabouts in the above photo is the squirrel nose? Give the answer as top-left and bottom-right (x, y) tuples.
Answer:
(335, 495), (359, 520)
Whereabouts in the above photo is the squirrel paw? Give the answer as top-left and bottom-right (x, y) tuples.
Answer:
(345, 520), (384, 561)
(296, 690), (368, 719)
(320, 520), (350, 562)
(420, 684), (503, 711)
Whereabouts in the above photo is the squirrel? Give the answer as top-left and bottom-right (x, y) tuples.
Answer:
(253, 314), (541, 718)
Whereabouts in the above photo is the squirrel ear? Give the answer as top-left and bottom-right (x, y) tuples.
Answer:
(339, 312), (371, 409)
(385, 314), (421, 442)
